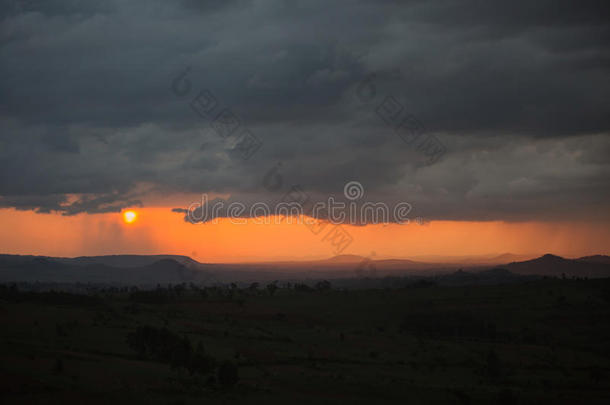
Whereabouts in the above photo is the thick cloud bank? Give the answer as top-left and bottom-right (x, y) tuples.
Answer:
(1, 0), (609, 221)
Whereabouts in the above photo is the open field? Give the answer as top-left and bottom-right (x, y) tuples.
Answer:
(1, 278), (610, 404)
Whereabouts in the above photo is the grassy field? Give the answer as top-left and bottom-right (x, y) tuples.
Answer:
(1, 278), (609, 404)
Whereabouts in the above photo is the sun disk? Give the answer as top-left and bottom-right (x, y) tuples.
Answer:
(123, 210), (137, 224)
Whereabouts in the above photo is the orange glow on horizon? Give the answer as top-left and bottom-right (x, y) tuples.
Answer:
(0, 207), (608, 262)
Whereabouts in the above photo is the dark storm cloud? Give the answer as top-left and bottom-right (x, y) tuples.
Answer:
(0, 0), (608, 220)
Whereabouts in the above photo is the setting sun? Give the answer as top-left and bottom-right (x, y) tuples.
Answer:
(123, 210), (137, 224)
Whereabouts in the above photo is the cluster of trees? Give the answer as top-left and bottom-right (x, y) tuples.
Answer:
(291, 280), (333, 292)
(2, 278), (341, 306)
(1, 279), (340, 303)
(126, 280), (336, 303)
(0, 284), (101, 306)
(126, 326), (216, 376)
(225, 280), (333, 295)
(126, 325), (239, 387)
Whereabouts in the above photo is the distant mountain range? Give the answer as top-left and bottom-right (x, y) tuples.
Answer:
(505, 254), (610, 278)
(0, 255), (208, 284)
(406, 253), (536, 265)
(0, 253), (608, 284)
(54, 255), (201, 268)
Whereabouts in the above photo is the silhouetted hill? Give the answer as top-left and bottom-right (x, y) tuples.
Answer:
(436, 267), (532, 286)
(506, 254), (610, 278)
(490, 253), (534, 263)
(408, 253), (535, 265)
(0, 255), (206, 284)
(243, 255), (436, 274)
(321, 254), (367, 264)
(55, 254), (202, 268)
(577, 255), (610, 264)
(3, 253), (609, 284)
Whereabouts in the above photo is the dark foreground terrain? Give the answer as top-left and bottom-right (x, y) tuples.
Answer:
(1, 278), (609, 404)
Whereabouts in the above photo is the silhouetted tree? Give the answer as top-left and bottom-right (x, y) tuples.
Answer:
(314, 280), (332, 292)
(266, 281), (278, 296)
(248, 282), (260, 294)
(294, 283), (313, 292)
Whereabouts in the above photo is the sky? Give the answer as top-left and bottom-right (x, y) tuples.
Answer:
(1, 0), (609, 261)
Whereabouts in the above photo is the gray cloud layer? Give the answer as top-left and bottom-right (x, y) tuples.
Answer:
(1, 0), (609, 221)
